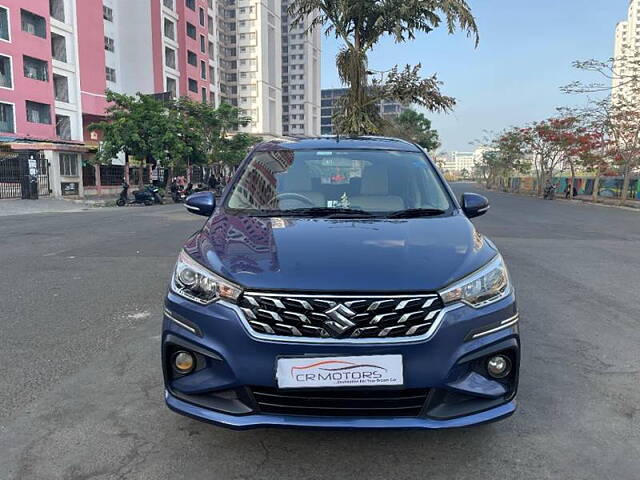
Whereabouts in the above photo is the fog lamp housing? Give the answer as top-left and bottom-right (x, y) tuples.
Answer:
(487, 355), (511, 379)
(173, 351), (195, 374)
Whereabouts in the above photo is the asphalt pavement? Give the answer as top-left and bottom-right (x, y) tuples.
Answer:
(0, 184), (638, 480)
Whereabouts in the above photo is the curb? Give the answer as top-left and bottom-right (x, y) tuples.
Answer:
(473, 183), (640, 213)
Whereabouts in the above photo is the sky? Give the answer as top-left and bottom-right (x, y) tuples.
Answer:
(320, 0), (629, 152)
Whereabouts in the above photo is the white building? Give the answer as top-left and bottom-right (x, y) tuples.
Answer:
(443, 151), (476, 174)
(281, 0), (321, 137)
(613, 0), (640, 101)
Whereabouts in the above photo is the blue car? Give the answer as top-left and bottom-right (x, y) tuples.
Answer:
(163, 137), (519, 430)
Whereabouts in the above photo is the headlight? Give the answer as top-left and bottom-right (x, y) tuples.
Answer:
(439, 255), (511, 308)
(171, 250), (242, 304)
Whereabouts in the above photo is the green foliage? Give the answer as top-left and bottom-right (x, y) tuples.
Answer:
(215, 133), (263, 167)
(89, 91), (192, 167)
(384, 109), (441, 151)
(475, 129), (530, 188)
(89, 92), (260, 170)
(289, 0), (478, 135)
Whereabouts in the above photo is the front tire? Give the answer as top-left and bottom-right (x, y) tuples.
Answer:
(116, 198), (125, 207)
(144, 199), (153, 206)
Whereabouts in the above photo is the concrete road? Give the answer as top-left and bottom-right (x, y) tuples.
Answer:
(1, 184), (639, 480)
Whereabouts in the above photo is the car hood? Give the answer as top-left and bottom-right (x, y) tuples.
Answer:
(185, 211), (497, 293)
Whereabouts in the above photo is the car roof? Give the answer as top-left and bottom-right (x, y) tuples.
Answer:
(253, 136), (423, 153)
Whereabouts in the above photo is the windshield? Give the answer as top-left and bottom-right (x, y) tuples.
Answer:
(225, 149), (452, 216)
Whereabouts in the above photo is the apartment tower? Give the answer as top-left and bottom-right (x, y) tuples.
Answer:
(613, 0), (640, 100)
(280, 0), (320, 136)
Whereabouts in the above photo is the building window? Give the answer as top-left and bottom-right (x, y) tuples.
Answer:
(209, 66), (215, 84)
(165, 47), (176, 69)
(106, 66), (116, 82)
(208, 41), (214, 59)
(164, 18), (175, 40)
(166, 77), (177, 98)
(59, 153), (78, 176)
(208, 16), (214, 35)
(201, 87), (207, 103)
(163, 0), (174, 9)
(0, 7), (9, 42)
(188, 78), (198, 92)
(53, 74), (69, 102)
(21, 10), (47, 39)
(0, 54), (12, 88)
(56, 115), (72, 140)
(103, 6), (113, 22)
(50, 0), (65, 22)
(26, 100), (51, 124)
(186, 0), (195, 11)
(23, 56), (48, 82)
(199, 7), (205, 26)
(200, 34), (205, 53)
(104, 36), (115, 52)
(200, 60), (206, 80)
(187, 50), (197, 66)
(186, 22), (196, 39)
(51, 33), (67, 62)
(0, 102), (14, 132)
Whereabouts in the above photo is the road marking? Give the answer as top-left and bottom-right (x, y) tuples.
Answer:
(43, 249), (69, 257)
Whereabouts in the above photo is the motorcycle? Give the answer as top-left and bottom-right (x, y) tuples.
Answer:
(116, 182), (155, 207)
(170, 181), (187, 203)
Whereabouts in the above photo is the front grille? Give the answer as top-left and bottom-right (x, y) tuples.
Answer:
(251, 387), (429, 417)
(239, 293), (444, 339)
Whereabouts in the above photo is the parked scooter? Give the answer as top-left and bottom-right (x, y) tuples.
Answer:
(145, 185), (164, 204)
(116, 181), (154, 207)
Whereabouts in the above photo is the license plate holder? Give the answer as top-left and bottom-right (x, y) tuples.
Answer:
(276, 354), (404, 389)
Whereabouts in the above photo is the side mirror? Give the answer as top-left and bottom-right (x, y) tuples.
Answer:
(185, 191), (216, 217)
(461, 193), (490, 219)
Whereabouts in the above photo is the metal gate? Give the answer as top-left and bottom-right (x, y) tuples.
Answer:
(0, 151), (50, 199)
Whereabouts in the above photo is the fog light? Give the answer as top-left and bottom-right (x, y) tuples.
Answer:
(487, 355), (511, 379)
(173, 351), (195, 373)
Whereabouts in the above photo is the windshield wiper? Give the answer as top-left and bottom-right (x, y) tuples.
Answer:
(386, 208), (446, 219)
(274, 207), (375, 218)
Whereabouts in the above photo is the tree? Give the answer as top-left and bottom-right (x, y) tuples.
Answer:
(89, 91), (193, 184)
(384, 109), (440, 151)
(174, 99), (259, 169)
(563, 57), (640, 205)
(475, 129), (529, 189)
(90, 93), (261, 185)
(518, 117), (584, 196)
(289, 0), (478, 135)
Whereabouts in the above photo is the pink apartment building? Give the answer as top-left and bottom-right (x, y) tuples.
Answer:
(0, 0), (219, 197)
(0, 0), (319, 198)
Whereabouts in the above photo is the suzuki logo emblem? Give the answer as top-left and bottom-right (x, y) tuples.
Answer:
(324, 304), (357, 335)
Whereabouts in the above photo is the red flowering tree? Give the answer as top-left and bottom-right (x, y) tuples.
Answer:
(518, 117), (583, 195)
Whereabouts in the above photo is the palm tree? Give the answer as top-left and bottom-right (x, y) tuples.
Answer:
(289, 0), (479, 135)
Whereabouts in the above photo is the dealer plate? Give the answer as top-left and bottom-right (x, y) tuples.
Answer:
(276, 355), (403, 389)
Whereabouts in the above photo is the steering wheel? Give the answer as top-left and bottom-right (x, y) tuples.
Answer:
(274, 192), (316, 207)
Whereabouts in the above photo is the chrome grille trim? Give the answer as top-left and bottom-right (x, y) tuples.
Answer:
(244, 292), (440, 299)
(222, 300), (464, 344)
(235, 292), (452, 342)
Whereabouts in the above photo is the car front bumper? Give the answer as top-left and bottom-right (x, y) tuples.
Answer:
(162, 291), (520, 430)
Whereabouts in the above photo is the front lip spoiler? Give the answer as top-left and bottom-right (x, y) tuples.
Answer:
(165, 390), (516, 430)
